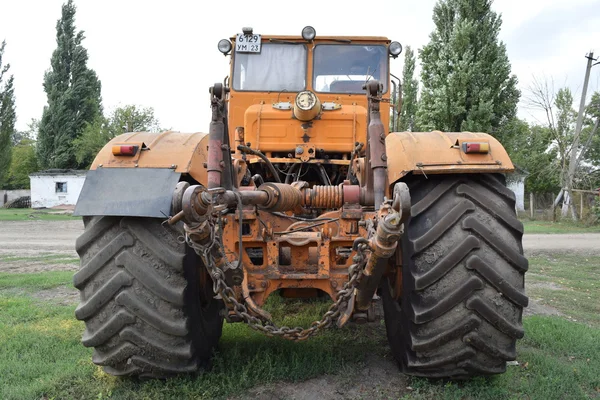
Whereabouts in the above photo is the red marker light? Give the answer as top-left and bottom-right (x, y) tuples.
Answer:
(112, 145), (138, 156)
(461, 142), (489, 154)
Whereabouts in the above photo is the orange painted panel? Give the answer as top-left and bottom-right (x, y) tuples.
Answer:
(89, 131), (209, 185)
(386, 131), (515, 183)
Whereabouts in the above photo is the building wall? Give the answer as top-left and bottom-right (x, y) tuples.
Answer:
(30, 174), (86, 208)
(507, 179), (525, 211)
(1, 190), (31, 205)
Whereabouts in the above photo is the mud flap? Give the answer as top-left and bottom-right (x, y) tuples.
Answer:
(73, 168), (181, 218)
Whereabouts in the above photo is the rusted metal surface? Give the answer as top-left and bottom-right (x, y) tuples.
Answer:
(366, 80), (388, 210)
(234, 127), (245, 155)
(295, 144), (316, 162)
(391, 182), (411, 223)
(207, 131), (224, 189)
(208, 84), (232, 190)
(183, 191), (374, 340)
(257, 182), (303, 211)
(355, 205), (405, 310)
(342, 182), (360, 205)
(232, 158), (247, 188)
(176, 182), (365, 224)
(218, 207), (376, 307)
(302, 184), (344, 208)
(248, 157), (351, 166)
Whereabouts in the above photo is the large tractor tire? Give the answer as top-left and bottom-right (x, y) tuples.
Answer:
(74, 216), (223, 378)
(381, 173), (528, 378)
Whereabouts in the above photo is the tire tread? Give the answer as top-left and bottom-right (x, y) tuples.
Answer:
(382, 174), (528, 378)
(75, 216), (223, 378)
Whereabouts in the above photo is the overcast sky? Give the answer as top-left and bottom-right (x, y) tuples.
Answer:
(1, 0), (599, 133)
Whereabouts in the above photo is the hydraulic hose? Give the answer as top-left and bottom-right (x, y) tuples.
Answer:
(237, 145), (282, 183)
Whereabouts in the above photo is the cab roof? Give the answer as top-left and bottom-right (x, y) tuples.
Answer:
(229, 34), (391, 43)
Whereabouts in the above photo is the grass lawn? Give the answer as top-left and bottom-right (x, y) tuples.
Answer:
(521, 219), (600, 234)
(1, 254), (599, 400)
(526, 253), (600, 327)
(0, 208), (81, 221)
(0, 254), (80, 266)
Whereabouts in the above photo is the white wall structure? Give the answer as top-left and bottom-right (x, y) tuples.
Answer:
(29, 170), (87, 208)
(506, 166), (529, 212)
(507, 179), (526, 212)
(1, 189), (31, 206)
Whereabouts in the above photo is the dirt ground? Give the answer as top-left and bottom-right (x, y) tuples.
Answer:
(0, 220), (598, 399)
(1, 220), (598, 270)
(0, 220), (82, 273)
(234, 353), (409, 400)
(0, 220), (82, 257)
(1, 219), (598, 304)
(523, 233), (600, 253)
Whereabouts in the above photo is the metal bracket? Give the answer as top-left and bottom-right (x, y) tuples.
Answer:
(392, 182), (411, 223)
(295, 144), (316, 162)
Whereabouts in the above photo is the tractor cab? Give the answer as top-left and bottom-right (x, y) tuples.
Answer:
(216, 27), (402, 161)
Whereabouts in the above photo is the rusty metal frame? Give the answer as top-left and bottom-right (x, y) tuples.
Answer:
(221, 207), (375, 307)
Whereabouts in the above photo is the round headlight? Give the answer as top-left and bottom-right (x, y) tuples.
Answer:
(218, 39), (232, 54)
(389, 41), (402, 57)
(294, 90), (322, 121)
(302, 26), (316, 41)
(296, 91), (317, 111)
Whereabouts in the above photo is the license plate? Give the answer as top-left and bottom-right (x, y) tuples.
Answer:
(235, 33), (262, 53)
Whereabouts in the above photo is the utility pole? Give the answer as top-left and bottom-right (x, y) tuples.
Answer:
(564, 52), (599, 220)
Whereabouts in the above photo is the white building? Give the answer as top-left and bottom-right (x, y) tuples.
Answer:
(506, 166), (529, 212)
(29, 169), (87, 208)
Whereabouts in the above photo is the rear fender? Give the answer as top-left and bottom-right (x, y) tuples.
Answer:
(386, 131), (514, 184)
(74, 131), (209, 217)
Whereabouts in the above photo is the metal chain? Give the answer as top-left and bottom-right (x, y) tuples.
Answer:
(184, 213), (371, 341)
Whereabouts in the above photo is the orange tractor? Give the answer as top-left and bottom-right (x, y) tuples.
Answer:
(73, 26), (528, 379)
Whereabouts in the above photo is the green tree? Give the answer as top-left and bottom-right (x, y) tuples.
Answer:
(581, 92), (600, 170)
(417, 0), (519, 137)
(0, 40), (16, 189)
(11, 118), (38, 146)
(7, 138), (38, 189)
(398, 46), (419, 132)
(502, 119), (560, 193)
(6, 120), (40, 189)
(73, 105), (160, 167)
(37, 0), (102, 170)
(111, 104), (160, 134)
(526, 77), (600, 218)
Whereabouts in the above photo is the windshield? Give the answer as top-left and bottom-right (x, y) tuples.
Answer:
(313, 44), (388, 94)
(233, 43), (307, 91)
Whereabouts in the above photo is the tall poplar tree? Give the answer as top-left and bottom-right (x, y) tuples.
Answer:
(399, 46), (419, 132)
(0, 40), (16, 188)
(417, 0), (519, 137)
(37, 0), (102, 169)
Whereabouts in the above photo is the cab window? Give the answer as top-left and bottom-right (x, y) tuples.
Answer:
(313, 44), (388, 94)
(233, 43), (307, 92)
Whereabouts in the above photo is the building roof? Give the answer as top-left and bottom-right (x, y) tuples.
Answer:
(29, 169), (88, 177)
